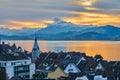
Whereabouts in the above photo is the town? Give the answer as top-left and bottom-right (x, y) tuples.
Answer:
(0, 36), (120, 80)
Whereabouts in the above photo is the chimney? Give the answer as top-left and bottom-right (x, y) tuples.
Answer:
(0, 39), (1, 44)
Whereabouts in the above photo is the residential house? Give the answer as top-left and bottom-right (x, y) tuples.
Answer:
(64, 63), (81, 74)
(94, 75), (107, 80)
(0, 42), (35, 79)
(106, 61), (120, 80)
(48, 66), (68, 79)
(76, 76), (88, 80)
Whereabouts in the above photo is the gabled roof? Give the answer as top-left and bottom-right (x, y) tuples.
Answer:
(37, 53), (59, 72)
(106, 61), (120, 76)
(38, 60), (57, 72)
(0, 43), (28, 61)
(0, 44), (14, 53)
(59, 60), (72, 71)
(10, 76), (24, 80)
(83, 57), (108, 72)
(11, 43), (17, 51)
(76, 57), (86, 65)
(77, 59), (88, 70)
(36, 52), (88, 72)
(64, 63), (81, 74)
(82, 57), (97, 71)
(109, 61), (120, 66)
(98, 60), (108, 69)
(0, 52), (28, 61)
(69, 73), (83, 79)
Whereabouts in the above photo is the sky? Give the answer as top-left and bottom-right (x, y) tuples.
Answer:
(0, 0), (120, 29)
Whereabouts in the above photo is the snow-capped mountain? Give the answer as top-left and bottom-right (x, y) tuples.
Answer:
(0, 19), (120, 40)
(37, 18), (92, 34)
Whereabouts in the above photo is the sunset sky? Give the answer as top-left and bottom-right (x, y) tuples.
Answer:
(0, 0), (120, 29)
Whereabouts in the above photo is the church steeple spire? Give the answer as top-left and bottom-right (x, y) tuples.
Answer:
(35, 32), (37, 42)
(32, 32), (40, 60)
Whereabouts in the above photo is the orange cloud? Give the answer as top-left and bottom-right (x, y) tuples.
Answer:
(0, 11), (120, 29)
(0, 20), (53, 29)
(85, 7), (100, 10)
(62, 12), (120, 27)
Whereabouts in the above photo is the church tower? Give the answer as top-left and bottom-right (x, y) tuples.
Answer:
(32, 33), (40, 60)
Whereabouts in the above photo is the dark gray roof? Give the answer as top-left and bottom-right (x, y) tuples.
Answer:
(0, 43), (28, 61)
(0, 44), (14, 53)
(38, 61), (57, 72)
(58, 60), (72, 71)
(36, 52), (87, 72)
(10, 76), (24, 80)
(0, 52), (28, 61)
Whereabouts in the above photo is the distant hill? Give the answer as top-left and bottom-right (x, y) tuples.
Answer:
(35, 19), (120, 40)
(0, 27), (38, 36)
(35, 26), (120, 40)
(0, 19), (120, 40)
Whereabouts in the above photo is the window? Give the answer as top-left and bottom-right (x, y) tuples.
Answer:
(68, 69), (73, 71)
(25, 61), (27, 64)
(4, 63), (6, 66)
(11, 62), (16, 66)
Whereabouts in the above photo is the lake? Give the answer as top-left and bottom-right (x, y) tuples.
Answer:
(5, 40), (120, 61)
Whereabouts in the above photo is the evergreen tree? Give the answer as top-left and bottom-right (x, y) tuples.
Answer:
(0, 45), (3, 53)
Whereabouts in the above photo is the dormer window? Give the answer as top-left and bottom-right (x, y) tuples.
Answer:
(8, 49), (12, 54)
(43, 63), (48, 66)
(46, 66), (50, 70)
(65, 54), (71, 59)
(13, 53), (19, 56)
(54, 64), (57, 67)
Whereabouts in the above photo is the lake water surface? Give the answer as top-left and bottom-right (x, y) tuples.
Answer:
(6, 40), (120, 61)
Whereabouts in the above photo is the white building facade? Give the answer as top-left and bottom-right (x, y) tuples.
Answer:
(64, 63), (81, 74)
(0, 58), (35, 79)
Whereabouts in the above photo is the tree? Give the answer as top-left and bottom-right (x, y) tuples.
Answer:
(0, 45), (3, 53)
(94, 55), (103, 61)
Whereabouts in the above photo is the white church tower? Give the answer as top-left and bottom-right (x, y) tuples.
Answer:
(32, 33), (40, 60)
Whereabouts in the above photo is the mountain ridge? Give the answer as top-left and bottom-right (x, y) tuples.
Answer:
(0, 19), (120, 40)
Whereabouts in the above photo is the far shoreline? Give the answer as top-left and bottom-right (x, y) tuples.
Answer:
(2, 39), (120, 41)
